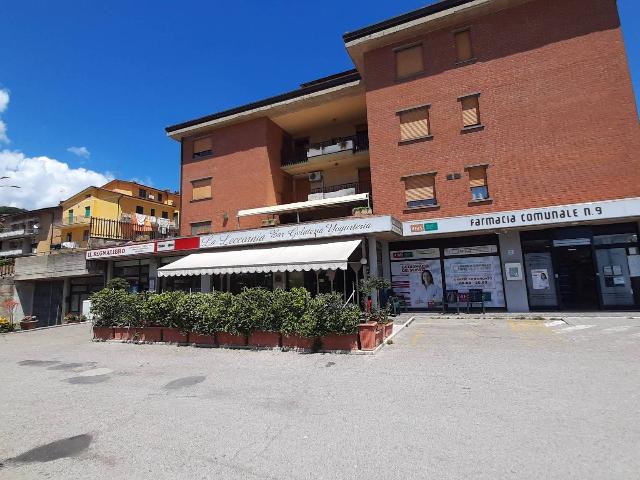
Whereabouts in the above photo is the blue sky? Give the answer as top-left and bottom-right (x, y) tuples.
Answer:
(0, 0), (639, 209)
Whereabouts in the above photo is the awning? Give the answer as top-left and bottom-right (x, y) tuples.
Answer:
(157, 238), (362, 277)
(237, 193), (369, 218)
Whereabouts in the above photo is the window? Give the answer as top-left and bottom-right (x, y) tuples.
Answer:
(191, 221), (211, 235)
(82, 230), (89, 242)
(135, 206), (144, 214)
(157, 193), (163, 203)
(398, 106), (431, 142)
(84, 206), (91, 218)
(191, 177), (212, 201)
(66, 233), (72, 242)
(67, 209), (74, 223)
(161, 211), (169, 219)
(193, 137), (213, 158)
(150, 208), (156, 217)
(455, 29), (474, 62)
(403, 174), (437, 208)
(138, 188), (147, 198)
(467, 166), (489, 200)
(460, 94), (481, 128)
(395, 44), (424, 79)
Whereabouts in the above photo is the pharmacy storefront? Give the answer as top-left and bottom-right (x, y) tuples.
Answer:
(402, 198), (640, 311)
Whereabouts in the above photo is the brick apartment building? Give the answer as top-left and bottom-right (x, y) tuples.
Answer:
(87, 0), (640, 311)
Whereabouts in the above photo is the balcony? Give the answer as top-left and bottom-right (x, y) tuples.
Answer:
(61, 215), (91, 226)
(307, 181), (368, 201)
(0, 227), (37, 240)
(0, 249), (26, 257)
(92, 216), (179, 242)
(281, 132), (369, 174)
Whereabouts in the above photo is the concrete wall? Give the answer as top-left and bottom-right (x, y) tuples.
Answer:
(14, 252), (99, 281)
(499, 231), (529, 312)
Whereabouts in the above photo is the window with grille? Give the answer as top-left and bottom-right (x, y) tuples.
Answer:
(404, 174), (437, 208)
(395, 44), (424, 79)
(398, 107), (431, 142)
(460, 95), (481, 128)
(467, 166), (489, 200)
(191, 177), (212, 201)
(193, 136), (213, 158)
(455, 29), (474, 62)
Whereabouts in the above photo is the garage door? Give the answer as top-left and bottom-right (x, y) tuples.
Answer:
(32, 281), (64, 327)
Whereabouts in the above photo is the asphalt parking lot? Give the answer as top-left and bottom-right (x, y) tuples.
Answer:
(1, 315), (639, 480)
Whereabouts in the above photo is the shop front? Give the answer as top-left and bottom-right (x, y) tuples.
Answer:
(522, 223), (640, 310)
(389, 234), (506, 311)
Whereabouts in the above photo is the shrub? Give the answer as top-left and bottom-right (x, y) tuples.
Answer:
(0, 316), (14, 333)
(90, 288), (141, 327)
(210, 292), (243, 335)
(143, 291), (185, 327)
(105, 277), (130, 291)
(313, 293), (361, 336)
(235, 288), (275, 332)
(175, 292), (210, 332)
(280, 288), (314, 337)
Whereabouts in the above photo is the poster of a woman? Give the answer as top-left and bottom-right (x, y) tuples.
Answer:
(410, 267), (443, 308)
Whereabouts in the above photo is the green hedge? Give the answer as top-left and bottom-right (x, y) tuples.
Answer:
(90, 287), (362, 335)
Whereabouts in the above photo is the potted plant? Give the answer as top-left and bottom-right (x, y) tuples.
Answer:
(90, 282), (136, 341)
(189, 293), (217, 346)
(19, 315), (39, 330)
(358, 316), (379, 351)
(352, 206), (373, 217)
(143, 290), (185, 343)
(317, 294), (360, 351)
(64, 313), (80, 324)
(2, 299), (18, 331)
(280, 288), (317, 351)
(171, 292), (207, 345)
(241, 288), (281, 348)
(0, 316), (15, 333)
(215, 292), (248, 347)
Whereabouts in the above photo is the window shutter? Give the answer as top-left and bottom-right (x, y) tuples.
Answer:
(191, 178), (212, 200)
(461, 96), (480, 127)
(468, 166), (487, 187)
(193, 137), (212, 155)
(396, 45), (424, 79)
(399, 108), (430, 141)
(404, 175), (435, 202)
(455, 30), (473, 62)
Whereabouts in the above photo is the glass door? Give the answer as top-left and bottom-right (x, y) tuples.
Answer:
(554, 245), (599, 309)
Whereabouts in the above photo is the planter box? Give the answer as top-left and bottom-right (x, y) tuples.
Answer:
(358, 322), (380, 351)
(162, 327), (188, 344)
(216, 331), (247, 347)
(190, 332), (215, 346)
(281, 334), (316, 351)
(113, 327), (128, 341)
(141, 326), (163, 343)
(383, 322), (393, 339)
(19, 320), (38, 330)
(321, 333), (359, 351)
(93, 326), (113, 340)
(249, 331), (281, 348)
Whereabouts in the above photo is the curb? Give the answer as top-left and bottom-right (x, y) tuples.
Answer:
(1, 321), (88, 335)
(354, 315), (416, 355)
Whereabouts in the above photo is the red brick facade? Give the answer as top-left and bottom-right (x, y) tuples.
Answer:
(180, 117), (288, 235)
(365, 0), (640, 222)
(178, 0), (639, 234)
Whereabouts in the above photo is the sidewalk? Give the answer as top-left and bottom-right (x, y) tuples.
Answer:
(394, 311), (640, 320)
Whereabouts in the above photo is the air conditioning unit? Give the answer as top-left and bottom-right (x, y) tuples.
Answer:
(308, 171), (323, 182)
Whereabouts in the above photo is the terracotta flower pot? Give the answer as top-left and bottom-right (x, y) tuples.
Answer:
(249, 331), (281, 348)
(384, 322), (393, 339)
(19, 320), (38, 330)
(93, 326), (113, 340)
(190, 332), (215, 346)
(162, 327), (188, 344)
(358, 322), (379, 351)
(281, 334), (316, 351)
(321, 333), (359, 351)
(216, 331), (247, 347)
(141, 326), (163, 343)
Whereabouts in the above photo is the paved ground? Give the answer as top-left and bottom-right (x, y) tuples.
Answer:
(1, 314), (639, 479)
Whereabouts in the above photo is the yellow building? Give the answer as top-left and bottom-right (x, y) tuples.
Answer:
(59, 180), (180, 247)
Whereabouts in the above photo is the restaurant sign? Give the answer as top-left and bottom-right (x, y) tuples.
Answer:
(404, 198), (640, 236)
(86, 242), (155, 259)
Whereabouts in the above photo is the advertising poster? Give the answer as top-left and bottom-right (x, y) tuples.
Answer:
(443, 256), (505, 307)
(531, 269), (550, 290)
(390, 258), (443, 309)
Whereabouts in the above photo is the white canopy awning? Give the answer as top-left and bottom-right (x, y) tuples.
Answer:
(237, 193), (369, 218)
(157, 238), (362, 277)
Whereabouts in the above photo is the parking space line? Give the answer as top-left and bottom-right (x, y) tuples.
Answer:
(544, 320), (565, 327)
(600, 326), (633, 333)
(556, 325), (595, 333)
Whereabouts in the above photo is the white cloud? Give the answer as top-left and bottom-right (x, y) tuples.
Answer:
(0, 150), (113, 210)
(67, 146), (91, 158)
(0, 89), (8, 113)
(0, 89), (9, 143)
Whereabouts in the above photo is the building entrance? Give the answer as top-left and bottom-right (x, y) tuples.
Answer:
(554, 244), (599, 309)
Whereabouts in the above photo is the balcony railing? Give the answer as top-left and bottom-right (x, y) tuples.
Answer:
(0, 263), (14, 278)
(308, 181), (370, 200)
(90, 217), (179, 242)
(0, 228), (37, 239)
(61, 216), (91, 226)
(282, 131), (369, 167)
